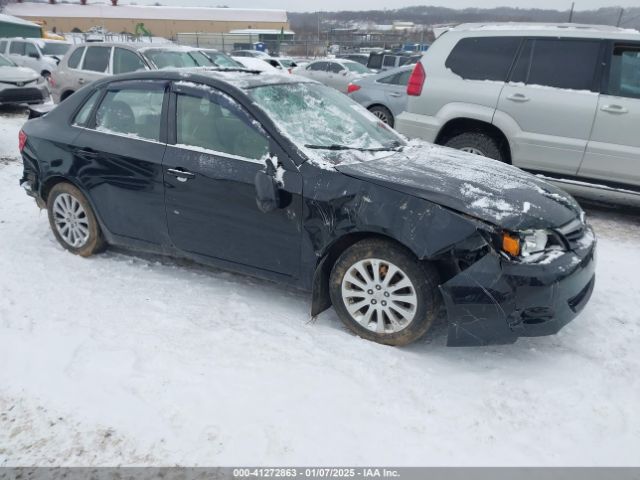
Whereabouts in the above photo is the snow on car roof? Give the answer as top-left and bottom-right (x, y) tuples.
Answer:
(451, 22), (640, 39)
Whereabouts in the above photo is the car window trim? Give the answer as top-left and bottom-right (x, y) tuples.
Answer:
(81, 79), (170, 144)
(168, 81), (271, 165)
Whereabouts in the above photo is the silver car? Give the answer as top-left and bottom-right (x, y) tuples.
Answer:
(0, 53), (50, 105)
(396, 23), (640, 191)
(347, 65), (412, 127)
(293, 59), (371, 93)
(50, 43), (214, 103)
(0, 38), (71, 77)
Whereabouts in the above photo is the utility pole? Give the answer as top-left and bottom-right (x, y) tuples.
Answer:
(617, 8), (625, 27)
(317, 11), (321, 43)
(568, 2), (575, 22)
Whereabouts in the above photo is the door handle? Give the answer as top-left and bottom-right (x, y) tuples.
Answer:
(601, 104), (628, 114)
(389, 92), (403, 97)
(167, 167), (196, 182)
(506, 93), (530, 102)
(78, 78), (86, 85)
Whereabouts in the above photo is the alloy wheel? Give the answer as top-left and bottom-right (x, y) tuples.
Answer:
(341, 258), (418, 334)
(52, 193), (90, 248)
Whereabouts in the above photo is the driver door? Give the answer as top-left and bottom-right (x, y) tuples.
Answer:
(162, 82), (303, 277)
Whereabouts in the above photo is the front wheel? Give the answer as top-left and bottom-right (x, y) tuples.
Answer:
(329, 238), (441, 346)
(47, 182), (105, 257)
(443, 131), (504, 162)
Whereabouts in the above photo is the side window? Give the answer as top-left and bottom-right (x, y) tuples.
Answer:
(0, 41), (7, 53)
(82, 46), (111, 73)
(94, 86), (165, 141)
(176, 90), (269, 160)
(607, 45), (640, 99)
(396, 70), (412, 85)
(9, 41), (26, 55)
(72, 89), (102, 126)
(67, 47), (85, 69)
(445, 36), (521, 81)
(328, 62), (344, 73)
(308, 62), (327, 71)
(383, 56), (397, 68)
(378, 72), (400, 85)
(511, 39), (601, 91)
(113, 48), (146, 74)
(25, 43), (39, 58)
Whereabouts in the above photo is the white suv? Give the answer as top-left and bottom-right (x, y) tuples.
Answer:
(0, 38), (71, 77)
(396, 23), (640, 190)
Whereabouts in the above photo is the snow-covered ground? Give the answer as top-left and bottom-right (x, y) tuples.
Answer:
(0, 108), (639, 466)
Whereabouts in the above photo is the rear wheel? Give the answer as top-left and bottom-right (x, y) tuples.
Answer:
(47, 182), (105, 257)
(368, 105), (394, 127)
(329, 238), (441, 346)
(444, 131), (504, 162)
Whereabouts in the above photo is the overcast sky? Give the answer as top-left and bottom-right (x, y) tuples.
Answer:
(130, 0), (639, 13)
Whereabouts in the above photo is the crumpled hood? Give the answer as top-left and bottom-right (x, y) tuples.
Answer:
(0, 66), (40, 84)
(335, 142), (582, 230)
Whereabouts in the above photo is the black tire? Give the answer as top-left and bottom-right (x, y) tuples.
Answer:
(368, 105), (394, 127)
(329, 238), (441, 346)
(60, 90), (74, 102)
(47, 182), (106, 257)
(41, 70), (51, 78)
(444, 131), (504, 162)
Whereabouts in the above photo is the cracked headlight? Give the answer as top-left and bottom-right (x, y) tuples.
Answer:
(501, 229), (564, 262)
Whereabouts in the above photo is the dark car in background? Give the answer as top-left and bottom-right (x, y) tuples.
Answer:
(19, 69), (596, 347)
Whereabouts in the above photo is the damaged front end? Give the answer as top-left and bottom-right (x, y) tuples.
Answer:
(439, 216), (596, 347)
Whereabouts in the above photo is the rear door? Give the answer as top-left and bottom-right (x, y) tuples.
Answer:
(580, 42), (640, 187)
(7, 40), (26, 67)
(162, 82), (303, 276)
(76, 45), (112, 88)
(497, 38), (603, 174)
(376, 69), (411, 116)
(73, 80), (169, 245)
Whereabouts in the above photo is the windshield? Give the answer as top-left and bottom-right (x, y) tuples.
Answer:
(344, 62), (370, 74)
(0, 54), (15, 67)
(205, 51), (243, 68)
(144, 49), (199, 69)
(42, 43), (70, 56)
(189, 51), (215, 67)
(247, 82), (404, 165)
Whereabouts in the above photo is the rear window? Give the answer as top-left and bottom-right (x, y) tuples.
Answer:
(83, 46), (111, 73)
(113, 48), (146, 74)
(445, 37), (521, 81)
(67, 47), (85, 69)
(511, 38), (601, 91)
(383, 56), (397, 67)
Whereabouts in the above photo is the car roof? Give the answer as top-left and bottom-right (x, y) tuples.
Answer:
(96, 68), (315, 90)
(69, 42), (198, 52)
(450, 22), (640, 41)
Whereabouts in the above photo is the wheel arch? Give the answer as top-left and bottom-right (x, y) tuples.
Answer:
(60, 90), (75, 101)
(310, 231), (418, 317)
(435, 117), (512, 164)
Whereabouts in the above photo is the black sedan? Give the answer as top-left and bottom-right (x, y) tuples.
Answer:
(18, 69), (596, 347)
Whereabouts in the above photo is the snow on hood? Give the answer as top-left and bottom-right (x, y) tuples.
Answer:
(335, 141), (583, 230)
(0, 66), (40, 83)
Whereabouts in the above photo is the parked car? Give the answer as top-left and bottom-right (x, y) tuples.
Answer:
(347, 65), (413, 127)
(0, 37), (71, 77)
(367, 52), (421, 72)
(231, 50), (271, 59)
(0, 53), (50, 105)
(293, 59), (371, 93)
(231, 56), (284, 74)
(19, 69), (596, 347)
(197, 49), (244, 68)
(49, 43), (214, 103)
(396, 23), (640, 190)
(263, 57), (299, 72)
(338, 53), (370, 66)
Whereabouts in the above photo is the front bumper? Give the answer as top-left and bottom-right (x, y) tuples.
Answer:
(0, 83), (49, 105)
(395, 111), (441, 142)
(440, 226), (597, 346)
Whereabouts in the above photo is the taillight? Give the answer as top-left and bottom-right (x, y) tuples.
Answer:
(347, 83), (361, 94)
(407, 62), (426, 96)
(19, 130), (27, 152)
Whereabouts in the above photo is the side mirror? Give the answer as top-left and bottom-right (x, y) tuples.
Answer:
(254, 168), (280, 213)
(28, 52), (40, 59)
(341, 70), (348, 76)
